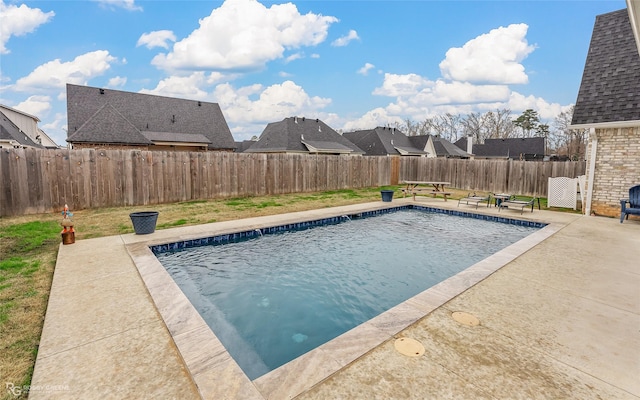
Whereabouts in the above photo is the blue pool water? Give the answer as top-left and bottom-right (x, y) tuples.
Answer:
(155, 208), (539, 379)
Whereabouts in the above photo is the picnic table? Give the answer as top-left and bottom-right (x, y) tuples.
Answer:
(401, 180), (452, 201)
(492, 193), (512, 207)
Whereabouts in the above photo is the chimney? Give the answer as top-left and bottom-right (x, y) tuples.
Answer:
(466, 136), (473, 154)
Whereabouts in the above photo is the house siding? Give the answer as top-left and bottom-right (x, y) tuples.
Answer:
(586, 127), (640, 217)
(71, 143), (230, 152)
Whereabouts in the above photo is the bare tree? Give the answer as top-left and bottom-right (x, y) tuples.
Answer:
(461, 112), (483, 143)
(551, 105), (587, 160)
(401, 109), (518, 144)
(485, 109), (516, 139)
(396, 118), (431, 136)
(429, 113), (462, 141)
(460, 109), (516, 144)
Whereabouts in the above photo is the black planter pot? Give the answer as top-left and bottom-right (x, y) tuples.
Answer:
(129, 211), (159, 234)
(380, 190), (394, 202)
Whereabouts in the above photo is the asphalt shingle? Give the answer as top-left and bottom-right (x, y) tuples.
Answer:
(66, 84), (235, 149)
(572, 9), (640, 125)
(246, 117), (363, 154)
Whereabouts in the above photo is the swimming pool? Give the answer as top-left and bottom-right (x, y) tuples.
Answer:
(153, 206), (541, 380)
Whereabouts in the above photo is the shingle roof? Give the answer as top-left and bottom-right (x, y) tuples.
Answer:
(246, 117), (363, 154)
(301, 140), (355, 153)
(343, 127), (427, 156)
(572, 9), (640, 126)
(408, 134), (470, 158)
(431, 136), (471, 158)
(466, 137), (545, 158)
(234, 140), (258, 153)
(0, 110), (43, 148)
(66, 84), (236, 149)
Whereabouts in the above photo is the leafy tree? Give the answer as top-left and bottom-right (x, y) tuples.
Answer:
(512, 109), (541, 137)
(536, 123), (550, 138)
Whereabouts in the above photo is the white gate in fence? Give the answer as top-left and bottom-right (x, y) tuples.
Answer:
(548, 176), (581, 210)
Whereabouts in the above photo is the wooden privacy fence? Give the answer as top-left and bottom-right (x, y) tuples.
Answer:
(400, 157), (586, 197)
(0, 148), (585, 216)
(0, 148), (391, 216)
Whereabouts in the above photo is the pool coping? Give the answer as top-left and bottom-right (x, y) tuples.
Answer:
(124, 200), (564, 399)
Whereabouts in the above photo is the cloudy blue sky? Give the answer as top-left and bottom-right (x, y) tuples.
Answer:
(0, 0), (626, 146)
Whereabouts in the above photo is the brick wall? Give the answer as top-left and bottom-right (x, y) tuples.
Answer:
(586, 127), (640, 218)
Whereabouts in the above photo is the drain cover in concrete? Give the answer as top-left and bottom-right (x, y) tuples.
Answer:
(394, 337), (425, 357)
(452, 311), (480, 326)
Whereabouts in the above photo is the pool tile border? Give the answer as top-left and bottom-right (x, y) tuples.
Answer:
(150, 205), (546, 256)
(126, 204), (560, 400)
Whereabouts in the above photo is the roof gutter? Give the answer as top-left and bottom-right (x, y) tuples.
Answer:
(569, 119), (640, 130)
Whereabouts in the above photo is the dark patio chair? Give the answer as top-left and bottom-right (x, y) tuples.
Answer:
(620, 184), (640, 223)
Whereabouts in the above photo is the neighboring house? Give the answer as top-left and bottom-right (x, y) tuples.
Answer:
(66, 84), (236, 151)
(342, 127), (428, 156)
(0, 104), (58, 149)
(244, 117), (364, 155)
(455, 137), (546, 160)
(570, 5), (640, 218)
(412, 135), (471, 158)
(234, 139), (258, 153)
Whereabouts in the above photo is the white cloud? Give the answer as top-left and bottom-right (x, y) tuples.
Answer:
(439, 23), (535, 85)
(332, 29), (359, 47)
(152, 0), (337, 71)
(139, 72), (209, 99)
(279, 71), (293, 78)
(311, 53), (320, 59)
(507, 91), (564, 119)
(372, 73), (432, 97)
(15, 95), (51, 117)
(341, 107), (403, 132)
(14, 50), (117, 91)
(213, 80), (331, 127)
(137, 30), (176, 49)
(40, 112), (67, 144)
(0, 1), (54, 54)
(357, 63), (375, 76)
(416, 80), (510, 105)
(355, 23), (562, 127)
(285, 52), (303, 63)
(206, 72), (233, 85)
(366, 71), (560, 128)
(107, 76), (127, 87)
(94, 0), (142, 11)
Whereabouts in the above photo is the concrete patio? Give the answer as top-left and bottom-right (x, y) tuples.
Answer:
(29, 197), (639, 399)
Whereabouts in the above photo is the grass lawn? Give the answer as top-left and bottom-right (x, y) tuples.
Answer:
(0, 186), (552, 399)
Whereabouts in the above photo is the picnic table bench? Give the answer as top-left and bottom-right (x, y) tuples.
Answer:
(401, 181), (452, 201)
